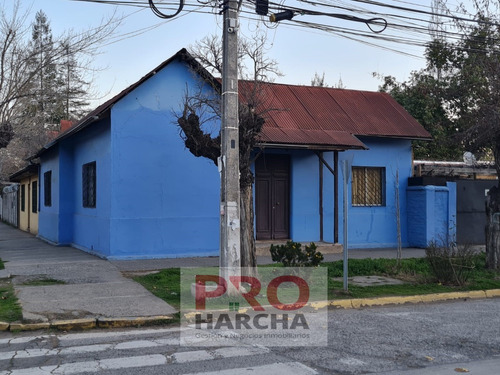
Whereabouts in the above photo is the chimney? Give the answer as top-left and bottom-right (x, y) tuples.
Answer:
(60, 120), (73, 133)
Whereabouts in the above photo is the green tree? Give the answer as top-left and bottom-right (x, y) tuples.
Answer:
(425, 22), (500, 166)
(380, 1), (500, 268)
(57, 41), (91, 121)
(25, 10), (60, 126)
(426, 13), (500, 269)
(379, 71), (461, 160)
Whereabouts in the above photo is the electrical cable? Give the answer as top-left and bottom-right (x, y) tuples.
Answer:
(149, 0), (184, 18)
(69, 0), (500, 59)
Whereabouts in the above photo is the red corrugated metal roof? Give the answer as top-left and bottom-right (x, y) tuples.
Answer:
(242, 82), (431, 149)
(32, 50), (430, 158)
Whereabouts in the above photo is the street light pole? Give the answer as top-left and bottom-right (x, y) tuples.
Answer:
(219, 0), (241, 288)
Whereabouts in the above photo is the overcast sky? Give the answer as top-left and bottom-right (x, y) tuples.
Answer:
(20, 0), (446, 106)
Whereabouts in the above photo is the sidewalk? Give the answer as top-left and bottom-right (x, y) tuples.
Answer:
(1, 221), (429, 328)
(0, 223), (176, 326)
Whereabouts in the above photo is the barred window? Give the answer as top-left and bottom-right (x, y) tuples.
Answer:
(31, 181), (38, 213)
(44, 171), (52, 207)
(82, 162), (96, 208)
(352, 167), (385, 206)
(21, 184), (26, 212)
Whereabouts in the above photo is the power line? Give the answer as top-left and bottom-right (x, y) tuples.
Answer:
(69, 0), (500, 59)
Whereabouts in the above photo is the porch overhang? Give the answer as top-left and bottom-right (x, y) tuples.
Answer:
(256, 129), (368, 151)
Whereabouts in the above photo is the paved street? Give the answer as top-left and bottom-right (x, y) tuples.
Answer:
(1, 298), (499, 374)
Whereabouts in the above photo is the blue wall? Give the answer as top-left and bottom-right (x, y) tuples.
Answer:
(39, 58), (220, 259)
(38, 120), (112, 256)
(69, 121), (112, 257)
(338, 137), (413, 249)
(290, 151), (320, 241)
(108, 59), (220, 259)
(255, 137), (412, 249)
(407, 182), (457, 247)
(38, 147), (60, 243)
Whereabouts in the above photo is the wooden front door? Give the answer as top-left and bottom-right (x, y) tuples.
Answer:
(255, 154), (290, 240)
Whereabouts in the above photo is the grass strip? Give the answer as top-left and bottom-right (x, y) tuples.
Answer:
(0, 280), (22, 322)
(133, 268), (181, 310)
(133, 254), (500, 309)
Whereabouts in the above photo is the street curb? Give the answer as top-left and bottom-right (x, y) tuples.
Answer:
(97, 315), (175, 329)
(51, 319), (97, 331)
(1, 290), (499, 332)
(9, 322), (51, 331)
(329, 289), (496, 309)
(0, 315), (178, 332)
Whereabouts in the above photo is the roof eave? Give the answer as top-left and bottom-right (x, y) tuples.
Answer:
(29, 48), (215, 160)
(9, 164), (39, 182)
(29, 114), (105, 160)
(256, 142), (368, 151)
(356, 134), (432, 141)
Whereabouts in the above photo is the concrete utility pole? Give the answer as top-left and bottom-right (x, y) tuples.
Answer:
(219, 0), (241, 287)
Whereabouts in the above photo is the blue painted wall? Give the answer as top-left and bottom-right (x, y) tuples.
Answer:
(290, 151), (320, 242)
(407, 182), (457, 247)
(38, 120), (112, 256)
(108, 59), (220, 259)
(255, 138), (412, 249)
(69, 121), (112, 257)
(38, 147), (60, 243)
(38, 57), (220, 259)
(338, 137), (413, 249)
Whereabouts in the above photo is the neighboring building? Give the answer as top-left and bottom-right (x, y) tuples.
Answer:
(9, 164), (39, 235)
(32, 49), (432, 259)
(414, 160), (498, 245)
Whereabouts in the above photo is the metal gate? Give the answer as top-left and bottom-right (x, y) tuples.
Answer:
(1, 184), (18, 227)
(456, 180), (497, 244)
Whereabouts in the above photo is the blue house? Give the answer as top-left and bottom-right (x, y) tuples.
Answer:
(33, 49), (434, 259)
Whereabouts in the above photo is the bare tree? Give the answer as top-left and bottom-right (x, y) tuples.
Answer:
(0, 1), (120, 178)
(177, 31), (281, 269)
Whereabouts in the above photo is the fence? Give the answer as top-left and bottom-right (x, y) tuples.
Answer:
(1, 184), (18, 227)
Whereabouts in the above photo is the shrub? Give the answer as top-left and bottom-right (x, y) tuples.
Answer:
(270, 241), (324, 267)
(425, 242), (476, 286)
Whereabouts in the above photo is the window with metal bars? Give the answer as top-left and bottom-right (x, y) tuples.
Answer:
(82, 161), (96, 208)
(351, 167), (385, 206)
(44, 171), (52, 207)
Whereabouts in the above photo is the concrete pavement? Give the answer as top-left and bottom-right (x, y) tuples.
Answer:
(0, 223), (176, 327)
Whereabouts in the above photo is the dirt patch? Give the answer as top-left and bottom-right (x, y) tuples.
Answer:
(14, 275), (66, 286)
(122, 270), (160, 278)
